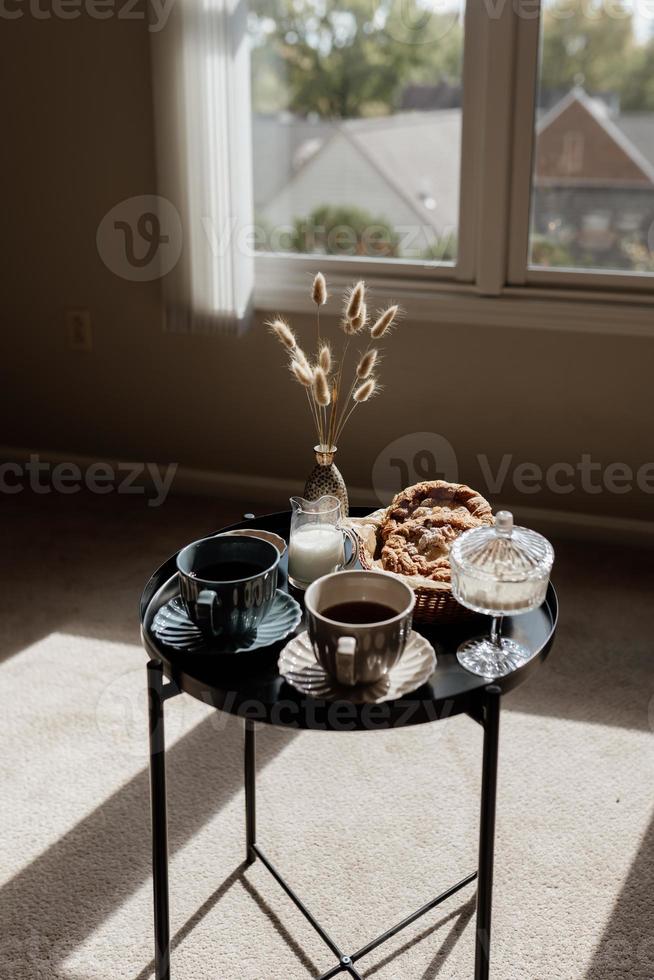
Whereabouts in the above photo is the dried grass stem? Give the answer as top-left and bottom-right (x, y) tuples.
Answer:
(270, 275), (397, 450)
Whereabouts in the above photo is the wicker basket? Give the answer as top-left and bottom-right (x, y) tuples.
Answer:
(356, 537), (474, 625)
(352, 510), (477, 626)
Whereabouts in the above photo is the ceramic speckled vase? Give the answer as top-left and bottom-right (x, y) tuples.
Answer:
(303, 445), (349, 518)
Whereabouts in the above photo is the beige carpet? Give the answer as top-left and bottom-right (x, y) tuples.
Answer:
(1, 492), (653, 979)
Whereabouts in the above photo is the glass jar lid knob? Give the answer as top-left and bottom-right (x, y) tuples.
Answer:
(495, 510), (514, 538)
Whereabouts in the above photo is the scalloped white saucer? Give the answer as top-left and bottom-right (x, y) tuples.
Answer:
(278, 630), (436, 703)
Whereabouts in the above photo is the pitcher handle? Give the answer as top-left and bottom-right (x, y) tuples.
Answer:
(335, 636), (357, 686)
(340, 525), (360, 570)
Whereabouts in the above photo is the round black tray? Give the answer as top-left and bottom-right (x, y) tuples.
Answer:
(140, 509), (558, 731)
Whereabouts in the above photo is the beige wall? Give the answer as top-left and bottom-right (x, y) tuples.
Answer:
(2, 16), (653, 523)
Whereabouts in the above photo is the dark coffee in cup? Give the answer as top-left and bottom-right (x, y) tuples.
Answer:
(177, 535), (279, 638)
(189, 561), (265, 581)
(320, 601), (397, 624)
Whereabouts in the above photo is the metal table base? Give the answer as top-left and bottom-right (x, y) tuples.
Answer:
(147, 660), (502, 980)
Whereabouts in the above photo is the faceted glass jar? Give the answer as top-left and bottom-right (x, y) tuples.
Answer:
(450, 511), (554, 678)
(450, 511), (554, 616)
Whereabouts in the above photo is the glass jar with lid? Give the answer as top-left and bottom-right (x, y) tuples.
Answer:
(450, 511), (554, 678)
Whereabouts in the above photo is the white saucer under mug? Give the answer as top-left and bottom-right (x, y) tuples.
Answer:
(278, 630), (436, 704)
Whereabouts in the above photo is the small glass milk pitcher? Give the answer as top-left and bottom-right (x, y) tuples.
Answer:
(288, 495), (358, 590)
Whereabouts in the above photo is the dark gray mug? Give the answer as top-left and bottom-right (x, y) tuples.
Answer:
(177, 534), (279, 638)
(304, 570), (415, 686)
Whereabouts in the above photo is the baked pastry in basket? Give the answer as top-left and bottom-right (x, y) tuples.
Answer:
(380, 481), (493, 583)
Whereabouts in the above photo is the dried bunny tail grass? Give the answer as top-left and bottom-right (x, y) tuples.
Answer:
(267, 317), (296, 351)
(290, 359), (314, 387)
(353, 377), (378, 403)
(312, 272), (327, 306)
(370, 305), (399, 339)
(318, 344), (332, 373)
(294, 347), (311, 372)
(356, 348), (378, 379)
(350, 302), (367, 333)
(345, 280), (365, 321)
(313, 366), (331, 406)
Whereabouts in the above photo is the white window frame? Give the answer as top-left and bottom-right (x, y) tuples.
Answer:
(254, 0), (654, 336)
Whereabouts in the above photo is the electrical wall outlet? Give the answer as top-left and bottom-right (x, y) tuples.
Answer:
(66, 309), (92, 351)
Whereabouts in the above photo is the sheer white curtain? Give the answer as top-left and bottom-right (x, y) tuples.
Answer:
(150, 0), (254, 334)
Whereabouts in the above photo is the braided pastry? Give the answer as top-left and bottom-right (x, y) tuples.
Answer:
(380, 481), (493, 583)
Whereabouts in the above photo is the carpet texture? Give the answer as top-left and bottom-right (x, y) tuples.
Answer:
(0, 492), (652, 980)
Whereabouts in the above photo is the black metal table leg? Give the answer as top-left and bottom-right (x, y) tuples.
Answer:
(148, 660), (171, 980)
(245, 719), (256, 865)
(474, 685), (501, 980)
(146, 667), (502, 979)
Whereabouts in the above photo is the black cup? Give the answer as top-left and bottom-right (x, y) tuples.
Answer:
(177, 535), (279, 638)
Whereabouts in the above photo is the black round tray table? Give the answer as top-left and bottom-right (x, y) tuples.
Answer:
(140, 509), (558, 980)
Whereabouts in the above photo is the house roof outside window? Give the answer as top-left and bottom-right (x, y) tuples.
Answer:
(253, 89), (654, 258)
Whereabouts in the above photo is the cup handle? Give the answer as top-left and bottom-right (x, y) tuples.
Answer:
(339, 525), (360, 570)
(196, 589), (222, 635)
(335, 636), (357, 686)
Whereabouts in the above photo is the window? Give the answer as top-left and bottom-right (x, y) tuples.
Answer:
(528, 4), (654, 275)
(150, 1), (654, 331)
(248, 1), (465, 264)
